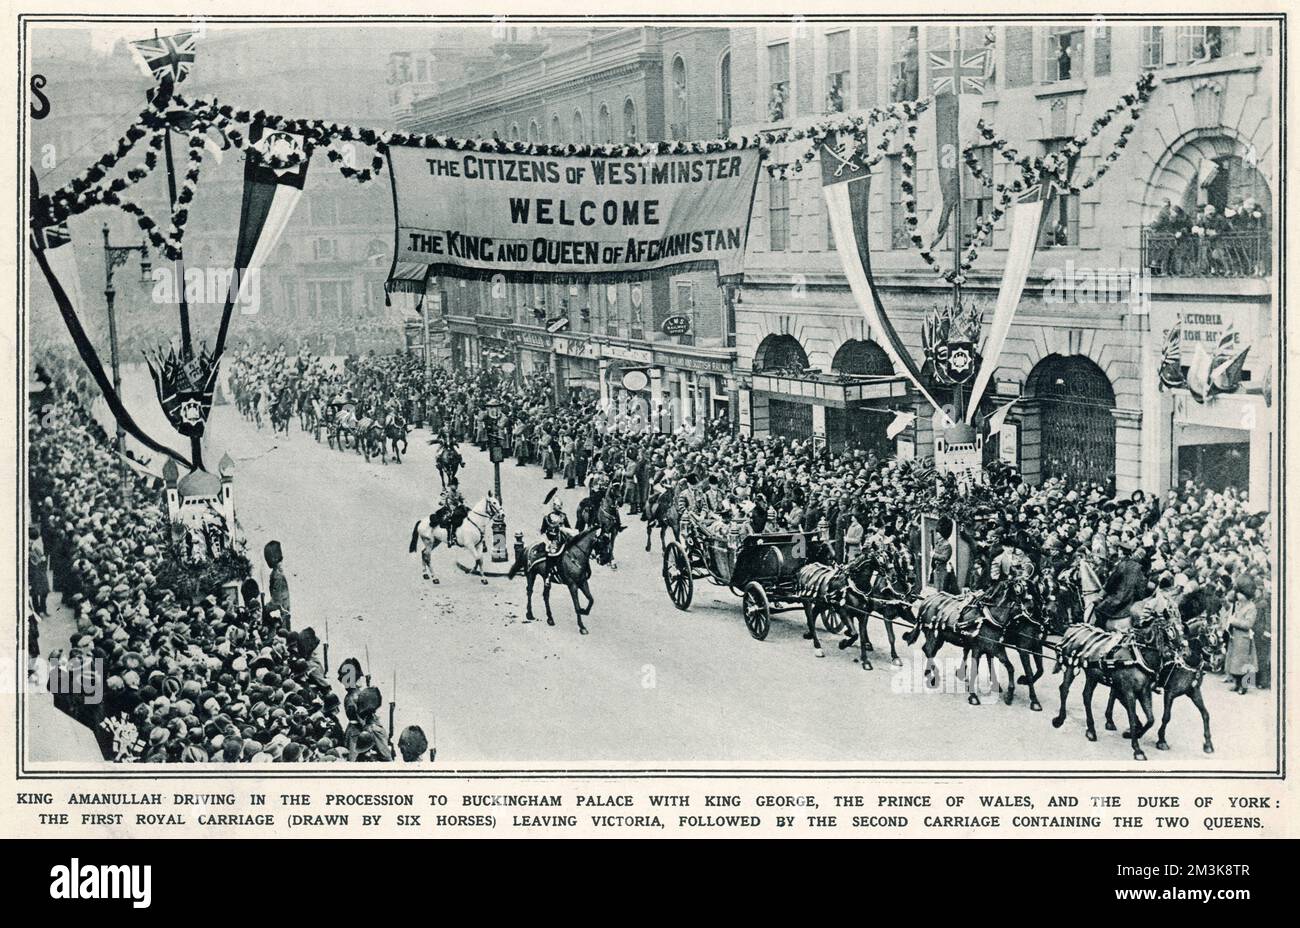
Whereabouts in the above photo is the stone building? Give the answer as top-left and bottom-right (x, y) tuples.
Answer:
(402, 27), (742, 426)
(729, 20), (1275, 506)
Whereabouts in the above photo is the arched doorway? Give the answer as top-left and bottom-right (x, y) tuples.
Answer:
(828, 338), (897, 457)
(753, 333), (808, 373)
(753, 334), (812, 440)
(1025, 354), (1117, 487)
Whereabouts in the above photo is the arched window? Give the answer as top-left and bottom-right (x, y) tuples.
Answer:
(597, 103), (613, 143)
(572, 109), (585, 144)
(1025, 354), (1117, 486)
(550, 114), (563, 144)
(831, 339), (894, 376)
(753, 334), (809, 373)
(622, 98), (638, 143)
(719, 50), (733, 135)
(509, 123), (520, 141)
(528, 119), (541, 144)
(670, 56), (688, 138)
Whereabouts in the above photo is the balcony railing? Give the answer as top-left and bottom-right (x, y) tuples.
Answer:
(1141, 228), (1271, 278)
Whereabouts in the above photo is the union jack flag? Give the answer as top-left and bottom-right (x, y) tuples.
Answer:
(929, 48), (989, 96)
(129, 32), (197, 84)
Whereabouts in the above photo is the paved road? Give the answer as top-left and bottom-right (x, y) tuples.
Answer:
(103, 367), (1279, 768)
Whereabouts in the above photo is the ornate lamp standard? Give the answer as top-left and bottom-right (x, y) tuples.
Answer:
(101, 223), (152, 489)
(485, 397), (509, 562)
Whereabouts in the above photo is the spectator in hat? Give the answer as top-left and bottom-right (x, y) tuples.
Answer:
(1224, 575), (1258, 695)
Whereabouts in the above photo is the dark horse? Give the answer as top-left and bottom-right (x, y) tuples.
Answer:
(903, 593), (1032, 708)
(576, 492), (624, 566)
(1102, 589), (1221, 755)
(830, 549), (913, 670)
(643, 486), (681, 552)
(436, 443), (463, 489)
(385, 413), (409, 463)
(508, 527), (601, 635)
(1049, 596), (1187, 761)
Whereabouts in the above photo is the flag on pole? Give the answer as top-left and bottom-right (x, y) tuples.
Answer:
(819, 134), (945, 416)
(1209, 327), (1249, 395)
(129, 32), (198, 84)
(886, 410), (917, 440)
(924, 32), (988, 250)
(986, 397), (1019, 434)
(1158, 321), (1185, 391)
(1186, 343), (1213, 403)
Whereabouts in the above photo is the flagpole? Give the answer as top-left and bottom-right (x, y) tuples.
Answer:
(156, 57), (204, 472)
(948, 26), (966, 425)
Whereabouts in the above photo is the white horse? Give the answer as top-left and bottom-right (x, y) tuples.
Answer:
(408, 495), (503, 585)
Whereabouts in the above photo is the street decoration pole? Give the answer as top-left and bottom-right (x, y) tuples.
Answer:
(101, 222), (152, 494)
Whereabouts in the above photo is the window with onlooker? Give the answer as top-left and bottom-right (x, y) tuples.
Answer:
(768, 42), (790, 121)
(890, 26), (920, 101)
(826, 31), (850, 113)
(961, 147), (994, 247)
(623, 98), (638, 142)
(550, 114), (563, 144)
(1141, 25), (1164, 69)
(1043, 27), (1084, 82)
(768, 177), (790, 251)
(597, 104), (612, 144)
(572, 110), (585, 144)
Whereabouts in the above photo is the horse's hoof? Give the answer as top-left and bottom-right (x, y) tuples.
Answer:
(814, 648), (825, 659)
(1085, 730), (1097, 742)
(1016, 675), (1030, 685)
(580, 628), (589, 635)
(891, 658), (903, 668)
(1051, 717), (1064, 729)
(1121, 730), (1133, 739)
(546, 619), (555, 627)
(1003, 693), (1014, 706)
(967, 695), (980, 706)
(1104, 720), (1117, 732)
(1134, 752), (1148, 762)
(863, 661), (873, 671)
(1030, 701), (1042, 712)
(864, 642), (874, 653)
(802, 631), (814, 640)
(838, 639), (852, 650)
(1157, 741), (1170, 751)
(480, 578), (488, 585)
(1204, 742), (1215, 754)
(431, 578), (440, 585)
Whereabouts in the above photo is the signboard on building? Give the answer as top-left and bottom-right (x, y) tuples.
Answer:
(515, 331), (552, 351)
(606, 344), (654, 364)
(662, 314), (692, 337)
(998, 421), (1020, 468)
(553, 336), (601, 360)
(386, 146), (762, 289)
(653, 349), (733, 376)
(1154, 304), (1264, 369)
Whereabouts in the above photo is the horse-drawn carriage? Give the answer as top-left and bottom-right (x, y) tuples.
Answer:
(661, 524), (833, 641)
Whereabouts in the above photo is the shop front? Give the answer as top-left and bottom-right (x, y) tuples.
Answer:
(553, 335), (602, 403)
(651, 347), (736, 432)
(749, 371), (911, 454)
(447, 319), (478, 370)
(512, 328), (554, 384)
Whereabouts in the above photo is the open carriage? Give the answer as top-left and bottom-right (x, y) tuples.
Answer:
(661, 524), (833, 641)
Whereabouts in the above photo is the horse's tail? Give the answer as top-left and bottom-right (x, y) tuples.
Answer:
(408, 521), (421, 554)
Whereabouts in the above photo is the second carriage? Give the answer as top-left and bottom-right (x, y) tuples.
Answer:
(661, 523), (835, 640)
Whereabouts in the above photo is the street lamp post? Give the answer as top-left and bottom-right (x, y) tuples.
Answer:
(485, 398), (509, 562)
(101, 223), (152, 492)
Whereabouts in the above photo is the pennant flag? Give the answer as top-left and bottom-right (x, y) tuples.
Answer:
(212, 126), (310, 361)
(986, 397), (1019, 434)
(31, 220), (88, 331)
(129, 32), (197, 84)
(820, 134), (945, 416)
(1158, 321), (1185, 391)
(28, 176), (193, 468)
(925, 32), (988, 250)
(1209, 328), (1249, 396)
(963, 179), (1054, 421)
(886, 409), (917, 440)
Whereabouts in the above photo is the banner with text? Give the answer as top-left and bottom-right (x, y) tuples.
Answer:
(385, 146), (761, 290)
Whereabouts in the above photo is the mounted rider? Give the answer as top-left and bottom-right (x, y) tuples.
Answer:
(541, 489), (572, 572)
(981, 529), (1035, 609)
(432, 477), (467, 546)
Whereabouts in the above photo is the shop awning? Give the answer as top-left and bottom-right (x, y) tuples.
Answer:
(751, 372), (910, 408)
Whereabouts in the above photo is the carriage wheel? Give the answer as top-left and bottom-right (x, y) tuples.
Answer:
(821, 606), (846, 634)
(662, 541), (694, 611)
(742, 582), (771, 641)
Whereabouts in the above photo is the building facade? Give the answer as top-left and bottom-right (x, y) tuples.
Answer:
(402, 27), (742, 426)
(729, 20), (1275, 507)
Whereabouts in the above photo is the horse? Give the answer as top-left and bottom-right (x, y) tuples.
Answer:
(297, 388), (315, 432)
(1049, 595), (1187, 761)
(385, 413), (409, 463)
(1102, 589), (1221, 755)
(436, 443), (463, 489)
(357, 417), (387, 463)
(331, 406), (358, 451)
(507, 526), (601, 634)
(643, 485), (681, 552)
(904, 592), (1029, 708)
(576, 492), (624, 567)
(826, 549), (913, 670)
(407, 495), (503, 585)
(270, 388), (295, 435)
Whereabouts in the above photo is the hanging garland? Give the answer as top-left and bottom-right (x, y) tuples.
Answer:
(763, 98), (929, 178)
